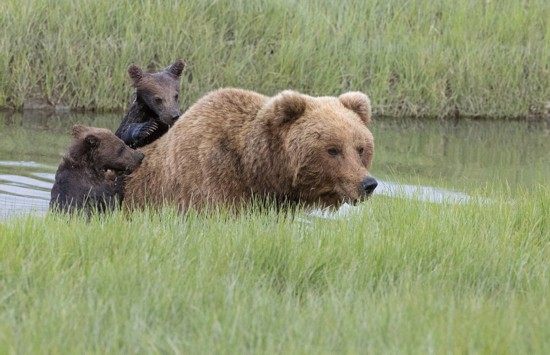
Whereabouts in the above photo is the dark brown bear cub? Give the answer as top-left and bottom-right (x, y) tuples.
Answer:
(50, 125), (144, 215)
(115, 59), (186, 148)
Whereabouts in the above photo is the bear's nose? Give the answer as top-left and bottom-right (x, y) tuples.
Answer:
(171, 110), (182, 123)
(361, 177), (378, 195)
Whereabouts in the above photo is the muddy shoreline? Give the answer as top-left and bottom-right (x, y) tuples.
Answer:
(3, 97), (549, 123)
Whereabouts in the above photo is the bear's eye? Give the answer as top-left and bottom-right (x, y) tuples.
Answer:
(327, 148), (340, 157)
(357, 147), (365, 155)
(174, 93), (179, 101)
(154, 97), (163, 105)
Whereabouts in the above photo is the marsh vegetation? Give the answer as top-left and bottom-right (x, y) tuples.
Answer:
(2, 186), (550, 353)
(1, 0), (549, 118)
(1, 0), (550, 352)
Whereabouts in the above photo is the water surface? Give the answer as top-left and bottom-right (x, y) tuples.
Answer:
(1, 111), (548, 219)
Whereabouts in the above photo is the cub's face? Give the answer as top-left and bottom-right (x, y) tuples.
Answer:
(93, 131), (145, 172)
(128, 60), (186, 126)
(72, 125), (145, 173)
(283, 94), (377, 207)
(136, 73), (182, 126)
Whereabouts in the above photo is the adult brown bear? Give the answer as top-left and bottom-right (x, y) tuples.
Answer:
(124, 88), (377, 212)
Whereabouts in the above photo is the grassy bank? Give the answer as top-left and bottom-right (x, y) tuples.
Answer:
(1, 186), (549, 353)
(1, 0), (549, 118)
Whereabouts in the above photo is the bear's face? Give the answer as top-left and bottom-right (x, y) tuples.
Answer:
(71, 125), (145, 172)
(269, 91), (377, 207)
(128, 60), (186, 126)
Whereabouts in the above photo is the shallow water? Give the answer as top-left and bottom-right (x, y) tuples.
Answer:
(0, 111), (549, 219)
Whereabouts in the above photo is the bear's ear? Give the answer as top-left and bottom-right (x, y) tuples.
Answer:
(165, 59), (186, 78)
(84, 135), (99, 149)
(128, 64), (143, 85)
(271, 90), (307, 125)
(339, 92), (372, 125)
(71, 124), (89, 139)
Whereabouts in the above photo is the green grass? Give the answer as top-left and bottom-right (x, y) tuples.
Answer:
(1, 186), (549, 353)
(1, 0), (549, 118)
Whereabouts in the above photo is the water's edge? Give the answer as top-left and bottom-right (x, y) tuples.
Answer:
(1, 112), (549, 219)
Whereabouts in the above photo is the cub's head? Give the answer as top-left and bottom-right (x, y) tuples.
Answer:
(265, 90), (377, 208)
(128, 59), (186, 126)
(70, 125), (144, 173)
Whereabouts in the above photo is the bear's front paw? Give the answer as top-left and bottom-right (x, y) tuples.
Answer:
(128, 121), (166, 148)
(132, 121), (159, 140)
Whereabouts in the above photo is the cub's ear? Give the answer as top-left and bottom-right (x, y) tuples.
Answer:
(84, 135), (99, 148)
(270, 90), (307, 125)
(128, 64), (144, 85)
(71, 124), (89, 139)
(165, 59), (186, 78)
(339, 92), (372, 125)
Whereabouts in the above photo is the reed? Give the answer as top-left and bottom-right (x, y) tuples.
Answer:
(1, 186), (549, 353)
(1, 0), (549, 118)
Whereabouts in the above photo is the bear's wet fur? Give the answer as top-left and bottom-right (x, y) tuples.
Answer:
(115, 59), (186, 148)
(124, 88), (377, 213)
(50, 125), (144, 215)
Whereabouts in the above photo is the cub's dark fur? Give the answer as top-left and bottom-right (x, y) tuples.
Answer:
(115, 59), (186, 148)
(50, 125), (144, 215)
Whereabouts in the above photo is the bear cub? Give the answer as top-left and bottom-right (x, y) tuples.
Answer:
(50, 125), (144, 215)
(115, 59), (186, 148)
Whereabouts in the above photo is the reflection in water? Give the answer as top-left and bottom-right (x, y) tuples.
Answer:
(376, 180), (473, 204)
(308, 180), (481, 220)
(1, 112), (549, 219)
(371, 118), (550, 192)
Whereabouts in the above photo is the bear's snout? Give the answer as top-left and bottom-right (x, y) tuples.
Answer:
(361, 176), (378, 196)
(136, 151), (145, 162)
(125, 151), (145, 171)
(157, 109), (181, 126)
(170, 111), (181, 125)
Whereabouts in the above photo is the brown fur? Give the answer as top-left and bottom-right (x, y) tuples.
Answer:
(115, 60), (186, 148)
(124, 88), (377, 212)
(50, 125), (144, 215)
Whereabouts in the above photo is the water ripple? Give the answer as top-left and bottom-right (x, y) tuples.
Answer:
(0, 171), (54, 219)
